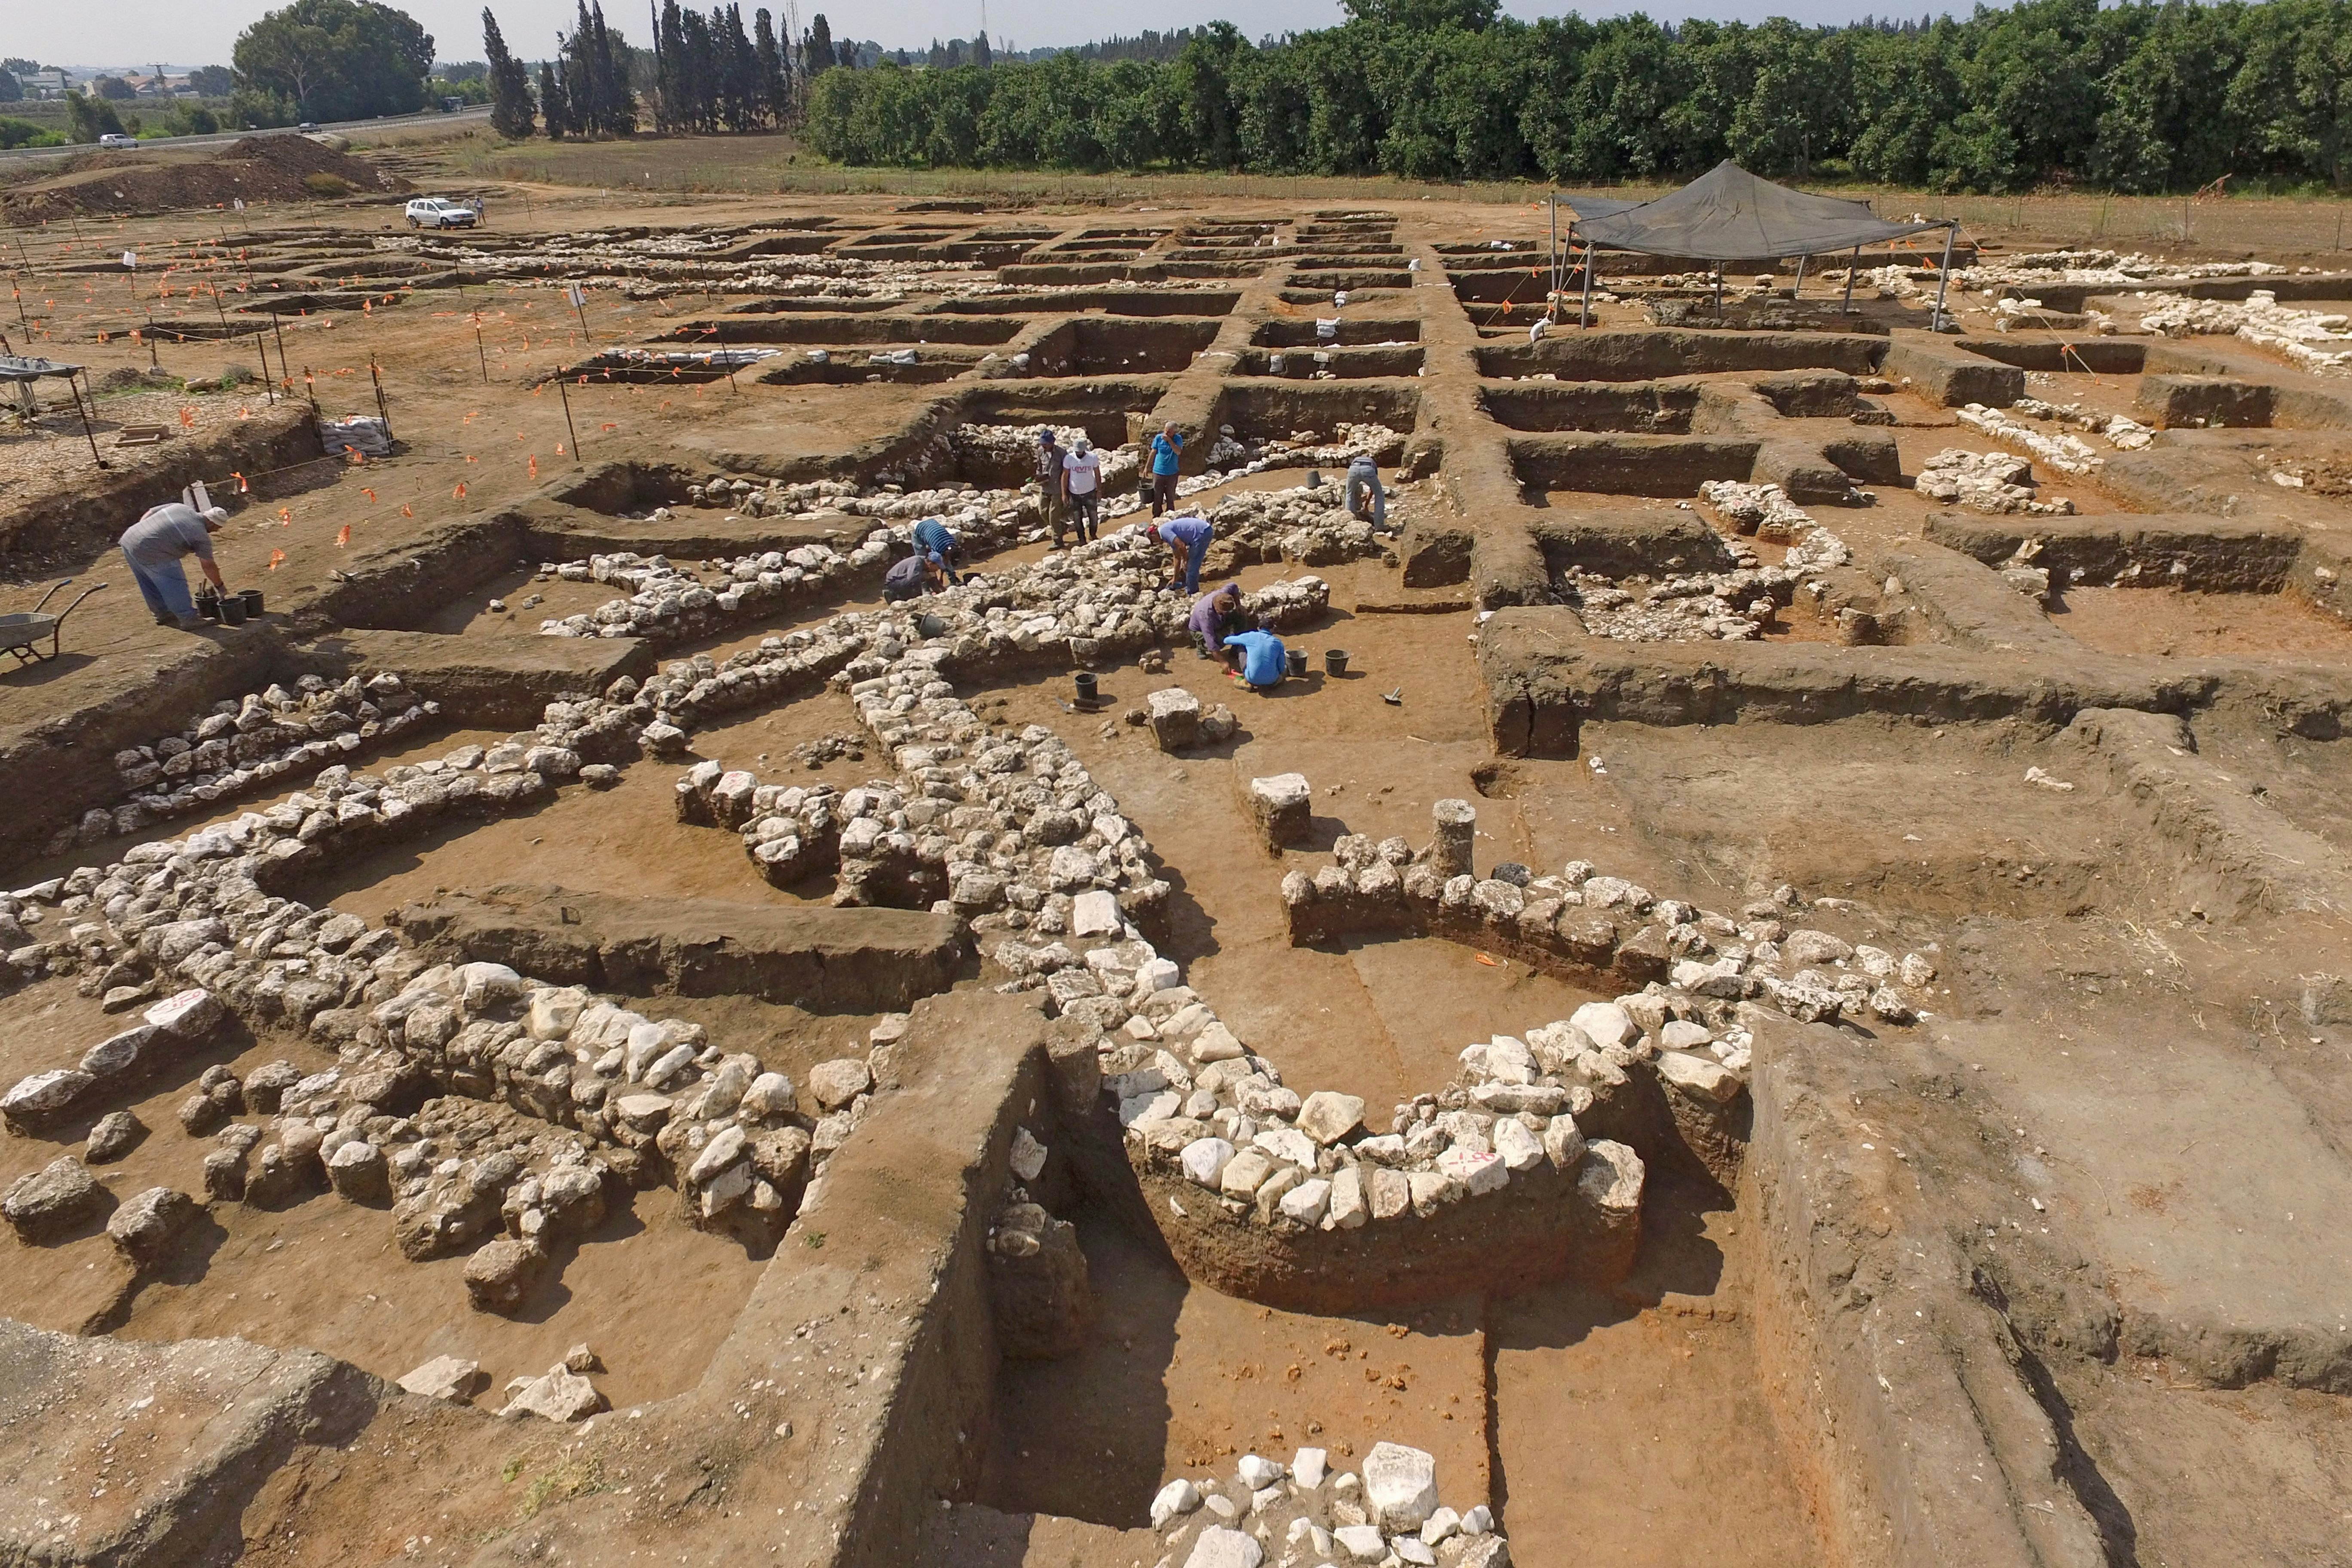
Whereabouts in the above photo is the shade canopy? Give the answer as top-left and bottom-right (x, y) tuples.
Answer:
(0, 356), (83, 384)
(1565, 161), (1951, 261)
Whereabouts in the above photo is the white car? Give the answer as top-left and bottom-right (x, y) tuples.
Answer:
(404, 197), (477, 230)
(97, 132), (138, 150)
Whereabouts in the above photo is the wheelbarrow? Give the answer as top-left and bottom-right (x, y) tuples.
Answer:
(0, 579), (107, 668)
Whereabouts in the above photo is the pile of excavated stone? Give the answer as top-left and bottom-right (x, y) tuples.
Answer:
(1279, 810), (1937, 1036)
(1700, 480), (1835, 543)
(1151, 1439), (1509, 1568)
(535, 533), (1342, 774)
(2006, 397), (2153, 450)
(399, 229), (976, 300)
(537, 539), (884, 641)
(1561, 557), (1795, 643)
(1918, 449), (2076, 515)
(0, 719), (917, 1337)
(1963, 249), (2288, 292)
(1957, 403), (2108, 475)
(77, 673), (433, 850)
(1529, 482), (1859, 643)
(2137, 290), (2352, 374)
(542, 481), (1381, 648)
(1196, 482), (1387, 567)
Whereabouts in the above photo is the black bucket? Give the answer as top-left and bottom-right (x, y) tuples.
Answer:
(1324, 648), (1349, 677)
(1285, 647), (1308, 679)
(1075, 671), (1098, 704)
(240, 588), (265, 618)
(196, 588), (221, 622)
(219, 595), (248, 627)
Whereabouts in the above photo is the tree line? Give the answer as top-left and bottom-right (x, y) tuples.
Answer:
(800, 0), (2352, 194)
(481, 0), (863, 138)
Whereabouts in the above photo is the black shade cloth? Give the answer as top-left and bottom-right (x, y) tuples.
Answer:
(1568, 161), (1950, 261)
(1555, 192), (1644, 224)
(0, 357), (83, 383)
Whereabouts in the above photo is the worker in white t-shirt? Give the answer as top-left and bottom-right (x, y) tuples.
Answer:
(1060, 438), (1103, 544)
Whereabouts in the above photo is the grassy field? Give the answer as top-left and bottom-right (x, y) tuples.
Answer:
(428, 128), (2352, 256)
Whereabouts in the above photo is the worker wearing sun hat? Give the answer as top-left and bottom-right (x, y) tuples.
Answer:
(120, 499), (230, 630)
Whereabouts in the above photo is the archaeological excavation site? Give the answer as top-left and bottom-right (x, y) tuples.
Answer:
(2, 166), (2351, 1568)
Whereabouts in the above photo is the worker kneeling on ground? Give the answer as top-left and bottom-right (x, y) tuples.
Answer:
(1222, 627), (1287, 692)
(882, 550), (944, 602)
(1188, 582), (1248, 657)
(121, 500), (230, 631)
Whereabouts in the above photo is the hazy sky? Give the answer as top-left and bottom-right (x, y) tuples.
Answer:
(17, 0), (1971, 67)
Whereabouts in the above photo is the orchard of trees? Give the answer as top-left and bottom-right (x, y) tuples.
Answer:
(801, 0), (2352, 194)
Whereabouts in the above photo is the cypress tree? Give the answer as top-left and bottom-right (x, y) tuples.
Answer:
(537, 59), (569, 137)
(484, 8), (537, 137)
(805, 13), (833, 76)
(754, 6), (788, 125)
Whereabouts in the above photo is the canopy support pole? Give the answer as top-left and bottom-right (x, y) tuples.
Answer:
(1580, 245), (1596, 329)
(1842, 245), (1859, 313)
(1929, 222), (1958, 331)
(1792, 254), (1808, 301)
(1548, 196), (1559, 307)
(67, 371), (106, 470)
(1713, 264), (1722, 315)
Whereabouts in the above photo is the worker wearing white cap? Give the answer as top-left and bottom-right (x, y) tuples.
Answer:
(120, 499), (230, 629)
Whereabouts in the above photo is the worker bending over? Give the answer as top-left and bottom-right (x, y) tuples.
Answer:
(121, 500), (230, 630)
(911, 516), (965, 583)
(1149, 513), (1214, 594)
(1344, 454), (1387, 530)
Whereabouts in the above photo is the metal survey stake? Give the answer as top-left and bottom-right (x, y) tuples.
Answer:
(369, 359), (392, 440)
(557, 376), (582, 463)
(475, 316), (489, 382)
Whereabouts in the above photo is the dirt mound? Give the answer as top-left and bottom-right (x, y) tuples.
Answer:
(0, 133), (409, 222)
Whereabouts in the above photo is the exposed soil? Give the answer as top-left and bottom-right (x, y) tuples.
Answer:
(2046, 583), (2352, 657)
(1492, 1176), (1822, 1568)
(0, 135), (409, 223)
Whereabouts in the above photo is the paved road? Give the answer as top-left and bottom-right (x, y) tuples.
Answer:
(0, 104), (492, 165)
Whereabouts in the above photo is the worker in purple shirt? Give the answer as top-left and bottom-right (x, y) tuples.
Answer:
(1149, 513), (1214, 594)
(1187, 582), (1244, 657)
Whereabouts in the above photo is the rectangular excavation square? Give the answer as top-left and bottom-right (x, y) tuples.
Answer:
(1236, 345), (1425, 379)
(1024, 318), (1222, 376)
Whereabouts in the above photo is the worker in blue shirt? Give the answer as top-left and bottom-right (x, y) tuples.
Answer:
(1223, 628), (1287, 691)
(1149, 423), (1184, 517)
(911, 516), (964, 582)
(1149, 513), (1214, 594)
